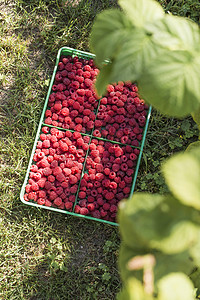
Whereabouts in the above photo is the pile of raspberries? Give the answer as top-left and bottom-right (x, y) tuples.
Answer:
(23, 54), (148, 223)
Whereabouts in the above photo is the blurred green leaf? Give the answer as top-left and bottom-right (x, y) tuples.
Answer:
(117, 277), (154, 300)
(139, 49), (200, 117)
(118, 0), (164, 28)
(186, 141), (200, 152)
(119, 243), (194, 285)
(162, 147), (200, 209)
(157, 273), (195, 300)
(90, 9), (132, 65)
(118, 193), (199, 254)
(95, 63), (112, 96)
(191, 105), (200, 131)
(190, 268), (200, 293)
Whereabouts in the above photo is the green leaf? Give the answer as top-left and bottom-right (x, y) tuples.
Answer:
(185, 141), (200, 152)
(109, 28), (159, 83)
(191, 105), (200, 131)
(139, 50), (200, 117)
(117, 277), (154, 300)
(90, 9), (133, 65)
(118, 193), (199, 254)
(162, 148), (200, 209)
(119, 243), (144, 284)
(189, 231), (200, 267)
(119, 243), (194, 285)
(151, 15), (200, 52)
(190, 268), (200, 292)
(157, 273), (195, 300)
(118, 0), (164, 28)
(95, 63), (112, 96)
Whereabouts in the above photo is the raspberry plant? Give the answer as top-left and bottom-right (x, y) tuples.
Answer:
(90, 0), (200, 298)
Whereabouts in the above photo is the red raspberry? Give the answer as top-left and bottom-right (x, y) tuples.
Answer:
(110, 204), (117, 213)
(61, 107), (69, 116)
(58, 62), (65, 70)
(41, 140), (50, 148)
(48, 175), (55, 182)
(88, 196), (95, 202)
(96, 164), (104, 173)
(83, 109), (91, 116)
(110, 181), (117, 189)
(28, 192), (37, 201)
(53, 166), (62, 176)
(84, 78), (93, 87)
(49, 191), (57, 200)
(54, 197), (62, 206)
(79, 191), (86, 199)
(93, 129), (101, 137)
(65, 62), (72, 71)
(107, 84), (114, 93)
(124, 176), (132, 184)
(97, 197), (104, 206)
(123, 187), (131, 194)
(33, 172), (42, 181)
(87, 120), (94, 129)
(104, 168), (110, 175)
(37, 198), (45, 206)
(91, 189), (98, 197)
(109, 172), (116, 179)
(74, 205), (81, 213)
(131, 140), (139, 147)
(134, 149), (140, 155)
(112, 164), (120, 172)
(74, 124), (82, 132)
(69, 175), (78, 184)
(44, 117), (52, 125)
(105, 192), (114, 200)
(103, 203), (110, 211)
(65, 201), (73, 210)
(100, 209), (107, 218)
(63, 168), (71, 176)
(54, 103), (62, 111)
(100, 97), (108, 104)
(45, 199), (52, 207)
(38, 177), (47, 188)
(91, 210), (101, 219)
(90, 150), (99, 157)
(59, 202), (65, 209)
(43, 167), (52, 176)
(69, 195), (76, 202)
(114, 147), (123, 157)
(87, 203), (95, 211)
(95, 173), (104, 181)
(119, 181), (126, 188)
(121, 163), (128, 171)
(56, 173), (65, 182)
(133, 127), (140, 134)
(127, 160), (134, 168)
(130, 153), (137, 160)
(137, 134), (142, 141)
(79, 207), (89, 215)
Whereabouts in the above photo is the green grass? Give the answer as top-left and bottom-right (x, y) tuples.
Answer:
(0, 0), (199, 299)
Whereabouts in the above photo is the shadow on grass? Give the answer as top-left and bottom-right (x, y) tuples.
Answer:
(11, 202), (121, 299)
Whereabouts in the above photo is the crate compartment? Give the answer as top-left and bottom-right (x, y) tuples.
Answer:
(93, 84), (148, 147)
(74, 138), (140, 223)
(20, 46), (151, 226)
(23, 127), (89, 211)
(43, 54), (100, 134)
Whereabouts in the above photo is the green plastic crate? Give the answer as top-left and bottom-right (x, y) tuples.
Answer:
(20, 46), (151, 226)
